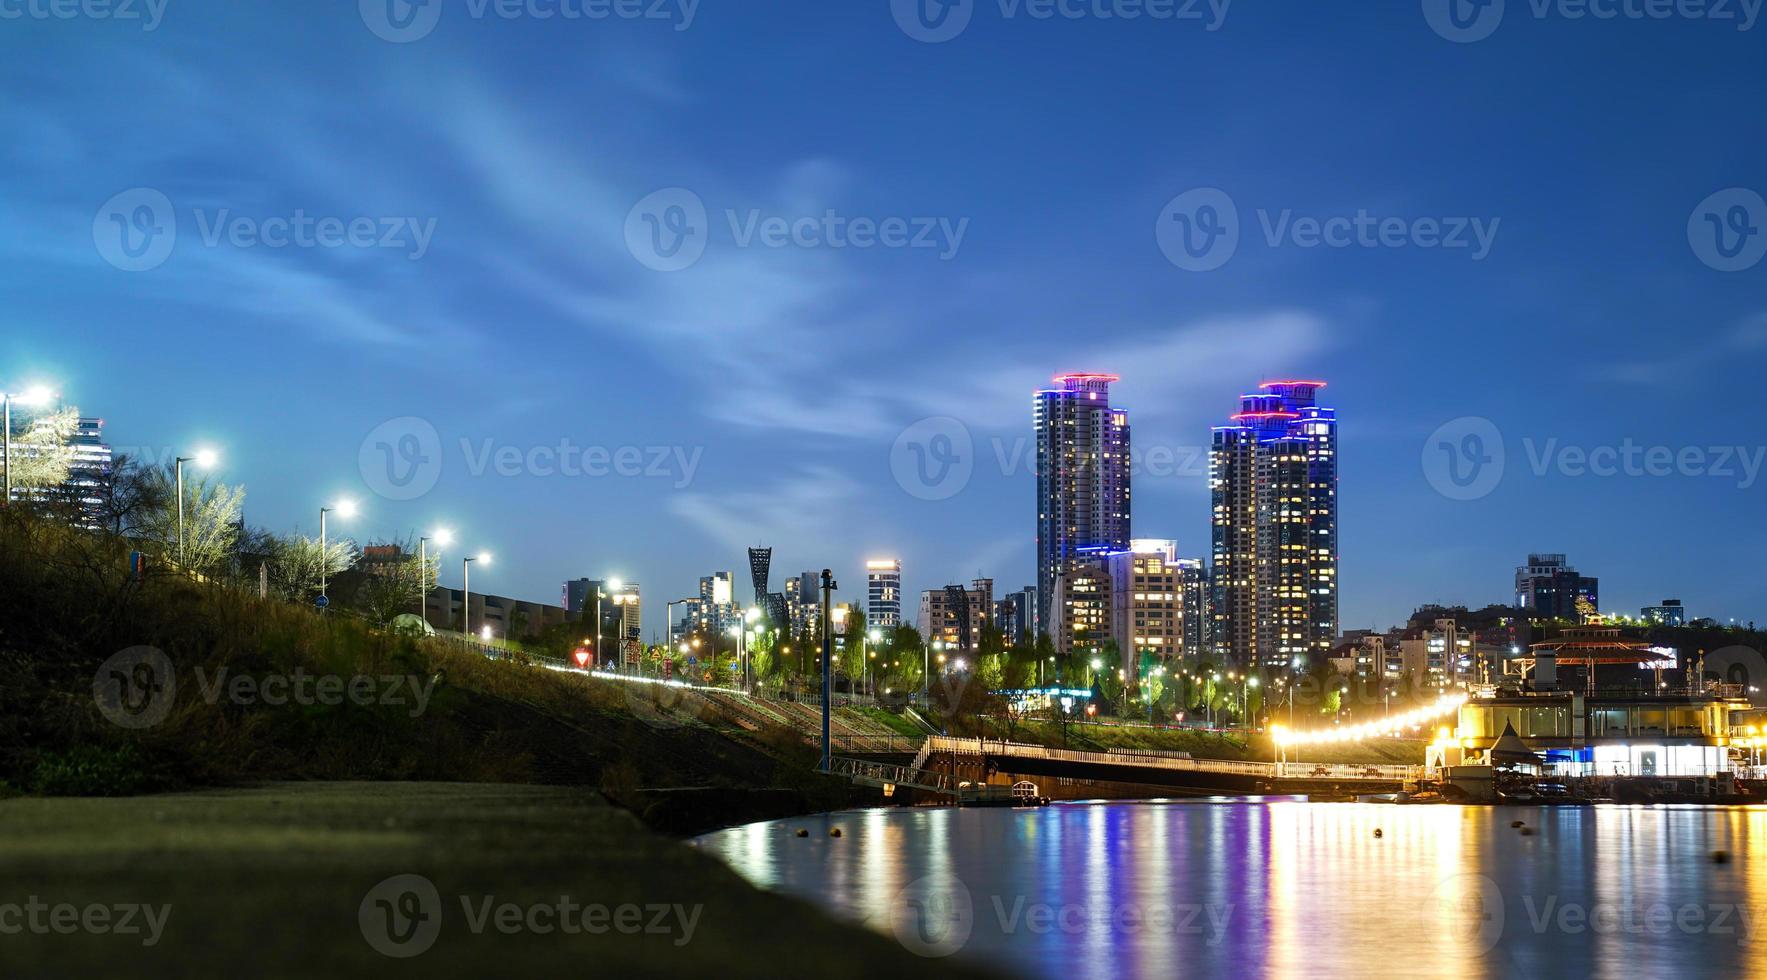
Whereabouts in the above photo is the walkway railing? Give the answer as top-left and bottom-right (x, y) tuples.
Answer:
(826, 756), (956, 795)
(924, 736), (1413, 782)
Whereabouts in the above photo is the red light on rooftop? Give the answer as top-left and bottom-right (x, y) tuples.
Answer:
(1231, 411), (1300, 421)
(1053, 372), (1120, 383)
(1259, 379), (1327, 389)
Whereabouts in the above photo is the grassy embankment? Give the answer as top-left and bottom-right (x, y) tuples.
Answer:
(0, 782), (997, 978)
(0, 512), (858, 831)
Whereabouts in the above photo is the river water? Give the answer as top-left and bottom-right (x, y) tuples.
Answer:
(694, 801), (1767, 979)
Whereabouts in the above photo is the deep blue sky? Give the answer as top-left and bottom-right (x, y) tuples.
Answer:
(4, 1), (1764, 636)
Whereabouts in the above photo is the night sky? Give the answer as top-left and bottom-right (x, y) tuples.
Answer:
(4, 1), (1763, 636)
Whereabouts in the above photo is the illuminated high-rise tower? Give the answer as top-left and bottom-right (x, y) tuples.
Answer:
(1035, 373), (1131, 648)
(1209, 380), (1338, 669)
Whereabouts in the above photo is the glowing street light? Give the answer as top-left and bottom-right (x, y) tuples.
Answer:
(173, 448), (220, 568)
(1, 384), (57, 507)
(416, 528), (455, 622)
(318, 499), (359, 603)
(463, 552), (491, 638)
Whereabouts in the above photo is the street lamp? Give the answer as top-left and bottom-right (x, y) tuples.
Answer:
(866, 629), (882, 697)
(318, 499), (358, 603)
(173, 449), (219, 568)
(1, 385), (56, 507)
(417, 528), (454, 623)
(924, 640), (944, 707)
(462, 552), (491, 638)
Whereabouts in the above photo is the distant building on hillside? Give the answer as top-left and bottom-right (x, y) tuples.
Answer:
(1515, 554), (1599, 621)
(1642, 599), (1686, 627)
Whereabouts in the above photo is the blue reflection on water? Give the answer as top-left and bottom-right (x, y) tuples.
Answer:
(694, 802), (1767, 980)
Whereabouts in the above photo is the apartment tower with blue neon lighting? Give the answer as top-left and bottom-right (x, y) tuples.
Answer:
(1209, 380), (1338, 670)
(1035, 373), (1131, 648)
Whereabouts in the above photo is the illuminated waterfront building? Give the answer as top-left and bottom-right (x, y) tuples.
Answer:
(1209, 381), (1338, 669)
(1035, 373), (1130, 648)
(866, 559), (902, 630)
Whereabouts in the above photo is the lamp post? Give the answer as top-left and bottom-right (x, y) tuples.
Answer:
(418, 528), (454, 624)
(867, 629), (881, 698)
(923, 640), (943, 708)
(318, 500), (357, 604)
(1, 385), (56, 507)
(173, 449), (218, 568)
(462, 552), (491, 638)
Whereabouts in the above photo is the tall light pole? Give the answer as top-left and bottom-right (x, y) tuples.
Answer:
(1, 385), (56, 508)
(318, 499), (357, 604)
(418, 528), (454, 624)
(173, 449), (218, 568)
(924, 639), (943, 708)
(463, 552), (491, 638)
(867, 629), (881, 697)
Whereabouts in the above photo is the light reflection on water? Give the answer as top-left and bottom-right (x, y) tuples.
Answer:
(695, 802), (1767, 980)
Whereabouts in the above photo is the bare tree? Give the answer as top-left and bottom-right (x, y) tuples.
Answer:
(86, 454), (170, 539)
(135, 464), (245, 575)
(2, 406), (78, 495)
(265, 534), (359, 603)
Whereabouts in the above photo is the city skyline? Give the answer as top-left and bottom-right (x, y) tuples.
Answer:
(7, 4), (1765, 638)
(9, 370), (1760, 645)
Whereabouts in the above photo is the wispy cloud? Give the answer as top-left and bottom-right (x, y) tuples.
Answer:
(1593, 313), (1767, 385)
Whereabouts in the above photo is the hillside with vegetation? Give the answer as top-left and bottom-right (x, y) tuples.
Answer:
(0, 507), (858, 831)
